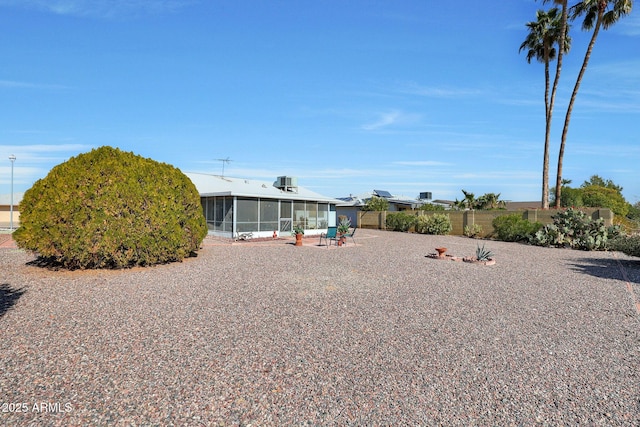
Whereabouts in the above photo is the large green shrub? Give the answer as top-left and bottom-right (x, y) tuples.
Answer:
(14, 146), (207, 269)
(530, 207), (619, 251)
(415, 213), (452, 235)
(385, 212), (416, 232)
(492, 213), (542, 242)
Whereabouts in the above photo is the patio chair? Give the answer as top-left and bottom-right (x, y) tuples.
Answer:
(319, 226), (338, 247)
(343, 227), (356, 244)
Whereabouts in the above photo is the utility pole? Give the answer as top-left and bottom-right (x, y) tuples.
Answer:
(9, 154), (16, 230)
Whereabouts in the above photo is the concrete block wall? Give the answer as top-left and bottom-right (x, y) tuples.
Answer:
(357, 208), (614, 237)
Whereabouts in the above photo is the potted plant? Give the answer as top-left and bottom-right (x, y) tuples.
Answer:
(337, 218), (351, 246)
(292, 225), (304, 246)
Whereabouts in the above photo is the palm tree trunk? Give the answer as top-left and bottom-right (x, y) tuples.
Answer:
(542, 59), (551, 209)
(545, 0), (568, 209)
(554, 13), (602, 208)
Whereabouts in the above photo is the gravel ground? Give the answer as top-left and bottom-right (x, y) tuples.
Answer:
(1, 229), (639, 426)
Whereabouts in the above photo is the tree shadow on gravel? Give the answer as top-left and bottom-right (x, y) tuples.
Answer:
(0, 284), (26, 318)
(26, 256), (68, 271)
(569, 257), (640, 284)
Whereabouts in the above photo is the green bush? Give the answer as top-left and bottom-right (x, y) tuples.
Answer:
(492, 213), (542, 242)
(609, 234), (640, 258)
(385, 212), (416, 232)
(418, 203), (445, 211)
(530, 207), (619, 251)
(362, 196), (390, 212)
(14, 146), (207, 269)
(415, 213), (452, 235)
(463, 223), (483, 238)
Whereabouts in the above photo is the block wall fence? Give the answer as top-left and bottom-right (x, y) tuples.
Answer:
(356, 208), (614, 238)
(0, 206), (20, 228)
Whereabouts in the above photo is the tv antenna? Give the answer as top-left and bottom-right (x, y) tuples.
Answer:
(215, 157), (232, 177)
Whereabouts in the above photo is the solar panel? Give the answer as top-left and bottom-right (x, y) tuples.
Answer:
(373, 189), (393, 198)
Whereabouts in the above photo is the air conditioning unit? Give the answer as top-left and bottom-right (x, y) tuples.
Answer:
(275, 176), (298, 191)
(419, 192), (432, 200)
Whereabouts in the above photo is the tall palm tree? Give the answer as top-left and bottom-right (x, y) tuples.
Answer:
(554, 0), (633, 208)
(520, 6), (570, 209)
(476, 193), (505, 210)
(545, 0), (568, 209)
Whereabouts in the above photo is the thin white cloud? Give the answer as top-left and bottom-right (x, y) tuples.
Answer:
(398, 82), (483, 98)
(555, 60), (640, 113)
(361, 110), (423, 131)
(617, 13), (640, 36)
(0, 143), (89, 153)
(309, 168), (389, 179)
(0, 144), (91, 190)
(392, 160), (452, 167)
(0, 144), (90, 165)
(0, 166), (42, 184)
(0, 80), (69, 90)
(362, 111), (401, 131)
(589, 60), (640, 83)
(0, 0), (195, 18)
(453, 171), (540, 180)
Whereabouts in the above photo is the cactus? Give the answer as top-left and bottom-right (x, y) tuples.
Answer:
(475, 243), (494, 261)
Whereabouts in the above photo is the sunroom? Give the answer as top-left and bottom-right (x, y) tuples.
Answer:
(186, 173), (340, 239)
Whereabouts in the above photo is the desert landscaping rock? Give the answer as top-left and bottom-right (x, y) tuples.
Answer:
(1, 229), (639, 426)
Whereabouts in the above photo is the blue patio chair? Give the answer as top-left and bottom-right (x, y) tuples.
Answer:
(319, 226), (338, 247)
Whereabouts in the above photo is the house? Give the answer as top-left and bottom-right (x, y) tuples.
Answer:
(186, 173), (341, 238)
(0, 193), (22, 229)
(336, 190), (442, 226)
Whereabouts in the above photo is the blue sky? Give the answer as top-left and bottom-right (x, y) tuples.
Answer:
(1, 0), (638, 203)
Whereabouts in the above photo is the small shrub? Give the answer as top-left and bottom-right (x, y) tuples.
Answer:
(416, 213), (452, 235)
(463, 223), (483, 238)
(609, 234), (640, 258)
(385, 212), (416, 232)
(14, 146), (207, 269)
(614, 215), (639, 234)
(492, 213), (541, 242)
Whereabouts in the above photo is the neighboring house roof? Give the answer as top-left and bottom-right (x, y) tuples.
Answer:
(336, 195), (364, 207)
(186, 173), (341, 203)
(337, 190), (426, 208)
(504, 201), (543, 210)
(432, 199), (455, 207)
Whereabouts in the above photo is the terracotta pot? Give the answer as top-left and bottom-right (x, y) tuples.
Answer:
(435, 247), (447, 257)
(295, 233), (303, 246)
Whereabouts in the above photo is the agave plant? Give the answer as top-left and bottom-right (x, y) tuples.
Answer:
(475, 243), (494, 261)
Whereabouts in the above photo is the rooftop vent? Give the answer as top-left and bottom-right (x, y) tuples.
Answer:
(274, 176), (298, 192)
